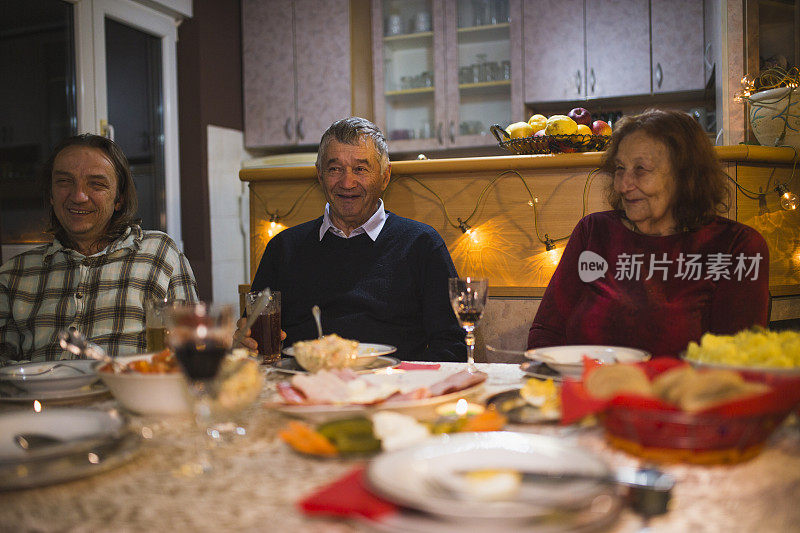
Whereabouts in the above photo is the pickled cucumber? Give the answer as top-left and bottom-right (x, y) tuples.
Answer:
(316, 417), (381, 454)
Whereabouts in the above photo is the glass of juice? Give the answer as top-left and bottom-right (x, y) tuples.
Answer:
(245, 290), (281, 363)
(145, 297), (169, 352)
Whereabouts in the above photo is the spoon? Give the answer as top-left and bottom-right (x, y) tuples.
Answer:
(485, 345), (561, 365)
(57, 330), (127, 373)
(311, 305), (323, 338)
(232, 288), (272, 347)
(14, 433), (65, 451)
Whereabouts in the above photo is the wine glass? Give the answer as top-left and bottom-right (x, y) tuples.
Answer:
(165, 302), (235, 473)
(448, 277), (489, 372)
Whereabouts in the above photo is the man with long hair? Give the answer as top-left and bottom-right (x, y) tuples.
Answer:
(0, 134), (197, 363)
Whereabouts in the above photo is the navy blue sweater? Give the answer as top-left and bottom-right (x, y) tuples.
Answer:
(251, 213), (466, 362)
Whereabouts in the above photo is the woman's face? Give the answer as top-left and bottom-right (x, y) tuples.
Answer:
(613, 130), (677, 236)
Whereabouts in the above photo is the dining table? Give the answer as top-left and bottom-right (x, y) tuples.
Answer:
(2, 361), (800, 532)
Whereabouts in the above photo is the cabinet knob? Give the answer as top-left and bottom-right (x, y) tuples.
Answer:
(655, 63), (663, 89)
(437, 122), (443, 145)
(589, 68), (596, 94)
(284, 118), (293, 140)
(296, 117), (305, 140)
(576, 70), (582, 95)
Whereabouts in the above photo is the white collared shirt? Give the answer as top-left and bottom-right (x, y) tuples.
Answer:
(319, 199), (387, 241)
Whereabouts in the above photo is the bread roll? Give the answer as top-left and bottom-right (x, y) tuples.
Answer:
(584, 364), (653, 400)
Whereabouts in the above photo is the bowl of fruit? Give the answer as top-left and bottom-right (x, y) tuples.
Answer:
(491, 108), (612, 155)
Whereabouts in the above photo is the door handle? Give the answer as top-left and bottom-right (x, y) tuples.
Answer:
(576, 70), (582, 95)
(100, 119), (115, 141)
(655, 63), (663, 89)
(589, 68), (596, 94)
(284, 118), (293, 140)
(296, 117), (305, 140)
(437, 122), (443, 144)
(449, 121), (455, 143)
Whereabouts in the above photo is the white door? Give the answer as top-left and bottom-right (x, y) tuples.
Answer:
(73, 0), (182, 246)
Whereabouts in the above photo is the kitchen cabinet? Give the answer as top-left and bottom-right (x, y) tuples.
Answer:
(651, 0), (705, 93)
(524, 0), (705, 103)
(371, 0), (523, 152)
(242, 0), (351, 148)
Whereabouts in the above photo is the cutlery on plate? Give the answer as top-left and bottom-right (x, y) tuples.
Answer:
(311, 305), (323, 338)
(57, 330), (127, 373)
(232, 288), (272, 347)
(8, 362), (89, 378)
(486, 345), (563, 366)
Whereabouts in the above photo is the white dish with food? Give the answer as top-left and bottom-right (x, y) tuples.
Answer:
(272, 355), (400, 375)
(99, 354), (191, 416)
(282, 341), (397, 371)
(366, 431), (617, 522)
(0, 360), (100, 393)
(524, 345), (650, 378)
(272, 369), (487, 423)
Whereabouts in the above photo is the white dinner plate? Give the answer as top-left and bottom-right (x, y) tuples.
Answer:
(0, 360), (101, 393)
(0, 382), (110, 404)
(525, 345), (650, 378)
(272, 371), (486, 423)
(271, 355), (401, 375)
(366, 432), (616, 523)
(0, 408), (139, 491)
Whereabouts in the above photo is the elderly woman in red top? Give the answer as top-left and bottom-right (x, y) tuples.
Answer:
(528, 109), (769, 356)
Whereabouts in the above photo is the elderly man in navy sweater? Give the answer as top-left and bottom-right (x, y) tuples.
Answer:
(249, 117), (466, 362)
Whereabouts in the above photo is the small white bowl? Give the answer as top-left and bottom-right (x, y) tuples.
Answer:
(99, 355), (190, 416)
(524, 345), (650, 378)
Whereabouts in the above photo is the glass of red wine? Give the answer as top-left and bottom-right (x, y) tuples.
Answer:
(448, 277), (489, 372)
(165, 302), (235, 473)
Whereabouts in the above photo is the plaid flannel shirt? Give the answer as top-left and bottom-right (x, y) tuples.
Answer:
(0, 225), (198, 363)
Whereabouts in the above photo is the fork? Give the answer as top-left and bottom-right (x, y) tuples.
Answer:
(13, 363), (89, 377)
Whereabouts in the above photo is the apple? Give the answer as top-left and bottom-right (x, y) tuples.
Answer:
(568, 107), (592, 127)
(591, 120), (612, 136)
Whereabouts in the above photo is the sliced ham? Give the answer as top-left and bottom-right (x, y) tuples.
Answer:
(291, 370), (352, 403)
(276, 381), (307, 404)
(383, 387), (432, 404)
(428, 370), (487, 397)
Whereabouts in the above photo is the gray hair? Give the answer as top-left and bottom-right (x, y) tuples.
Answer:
(316, 117), (390, 175)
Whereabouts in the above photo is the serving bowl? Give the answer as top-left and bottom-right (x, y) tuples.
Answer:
(524, 345), (650, 378)
(98, 354), (190, 416)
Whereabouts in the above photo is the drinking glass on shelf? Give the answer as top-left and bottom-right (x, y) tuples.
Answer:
(165, 302), (236, 473)
(448, 277), (489, 372)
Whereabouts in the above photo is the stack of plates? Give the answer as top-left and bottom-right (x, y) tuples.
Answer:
(0, 360), (108, 403)
(364, 432), (621, 532)
(0, 408), (140, 490)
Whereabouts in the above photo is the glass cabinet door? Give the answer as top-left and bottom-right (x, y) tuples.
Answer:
(374, 0), (440, 151)
(448, 0), (513, 147)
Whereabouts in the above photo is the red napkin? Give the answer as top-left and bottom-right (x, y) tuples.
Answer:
(396, 362), (440, 370)
(298, 467), (398, 520)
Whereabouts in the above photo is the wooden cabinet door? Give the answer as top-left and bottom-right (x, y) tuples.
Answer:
(294, 0), (351, 144)
(585, 0), (650, 99)
(242, 0), (296, 148)
(523, 0), (585, 103)
(651, 0), (705, 93)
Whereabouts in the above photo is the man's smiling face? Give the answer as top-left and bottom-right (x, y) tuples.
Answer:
(316, 138), (390, 236)
(50, 145), (121, 255)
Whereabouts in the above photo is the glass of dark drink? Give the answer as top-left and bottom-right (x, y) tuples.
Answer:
(448, 277), (489, 372)
(165, 302), (235, 473)
(245, 290), (281, 364)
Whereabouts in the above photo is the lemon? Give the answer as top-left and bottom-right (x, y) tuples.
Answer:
(527, 114), (547, 133)
(545, 115), (578, 136)
(506, 121), (534, 139)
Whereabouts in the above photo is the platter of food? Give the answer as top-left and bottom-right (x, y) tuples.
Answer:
(683, 330), (800, 376)
(271, 355), (400, 375)
(485, 378), (561, 424)
(282, 336), (397, 372)
(270, 369), (487, 423)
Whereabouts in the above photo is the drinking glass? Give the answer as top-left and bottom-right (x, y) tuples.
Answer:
(145, 297), (172, 352)
(448, 277), (489, 372)
(245, 290), (281, 364)
(165, 302), (236, 473)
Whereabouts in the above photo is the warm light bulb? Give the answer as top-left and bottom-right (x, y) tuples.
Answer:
(776, 185), (799, 211)
(455, 398), (468, 417)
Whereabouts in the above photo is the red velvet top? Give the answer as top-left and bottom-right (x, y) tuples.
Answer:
(528, 211), (770, 356)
